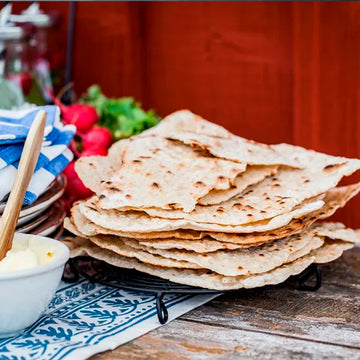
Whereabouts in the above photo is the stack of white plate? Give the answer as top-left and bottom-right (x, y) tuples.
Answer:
(0, 175), (66, 239)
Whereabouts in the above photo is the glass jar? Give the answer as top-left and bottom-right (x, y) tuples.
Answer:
(0, 25), (25, 108)
(11, 3), (55, 103)
(2, 30), (33, 97)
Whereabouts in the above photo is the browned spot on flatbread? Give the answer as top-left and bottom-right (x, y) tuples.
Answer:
(195, 181), (205, 187)
(109, 187), (122, 192)
(323, 163), (346, 172)
(167, 203), (178, 209)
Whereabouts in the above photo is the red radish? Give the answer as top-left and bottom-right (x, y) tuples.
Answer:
(48, 90), (98, 133)
(63, 161), (93, 200)
(58, 103), (98, 133)
(81, 146), (108, 157)
(82, 126), (113, 150)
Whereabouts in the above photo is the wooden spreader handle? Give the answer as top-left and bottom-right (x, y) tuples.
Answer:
(0, 110), (47, 261)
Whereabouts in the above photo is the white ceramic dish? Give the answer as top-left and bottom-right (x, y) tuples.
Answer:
(15, 208), (46, 228)
(30, 201), (66, 237)
(0, 233), (69, 338)
(16, 210), (48, 233)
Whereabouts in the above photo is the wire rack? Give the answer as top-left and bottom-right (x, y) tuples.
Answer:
(62, 257), (322, 324)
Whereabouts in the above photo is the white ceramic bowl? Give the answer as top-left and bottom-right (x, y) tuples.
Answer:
(0, 233), (69, 338)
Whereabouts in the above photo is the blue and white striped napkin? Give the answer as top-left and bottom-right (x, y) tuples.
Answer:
(0, 106), (75, 204)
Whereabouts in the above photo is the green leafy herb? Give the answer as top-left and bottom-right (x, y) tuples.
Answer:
(80, 85), (161, 140)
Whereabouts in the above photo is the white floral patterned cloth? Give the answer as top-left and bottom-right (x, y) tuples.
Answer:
(0, 279), (219, 360)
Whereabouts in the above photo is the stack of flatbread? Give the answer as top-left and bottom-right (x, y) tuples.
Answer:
(63, 110), (360, 290)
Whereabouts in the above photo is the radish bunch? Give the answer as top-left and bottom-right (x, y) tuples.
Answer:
(55, 97), (113, 208)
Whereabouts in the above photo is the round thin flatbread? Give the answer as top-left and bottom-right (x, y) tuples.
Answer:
(63, 237), (315, 291)
(198, 165), (278, 205)
(119, 232), (321, 276)
(99, 136), (246, 212)
(79, 196), (324, 234)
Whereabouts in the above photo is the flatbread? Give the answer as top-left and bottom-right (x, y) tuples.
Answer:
(75, 140), (129, 194)
(65, 215), (325, 277)
(309, 222), (358, 263)
(66, 183), (360, 254)
(118, 231), (320, 276)
(312, 239), (354, 264)
(137, 234), (323, 262)
(141, 110), (233, 139)
(68, 203), (205, 239)
(206, 182), (360, 244)
(311, 222), (360, 244)
(63, 237), (315, 290)
(157, 111), (360, 173)
(79, 195), (324, 234)
(136, 237), (262, 253)
(65, 213), (253, 252)
(198, 165), (278, 205)
(89, 236), (201, 269)
(97, 136), (246, 212)
(286, 236), (324, 263)
(66, 224), (323, 277)
(65, 212), (322, 263)
(142, 163), (360, 226)
(144, 110), (298, 167)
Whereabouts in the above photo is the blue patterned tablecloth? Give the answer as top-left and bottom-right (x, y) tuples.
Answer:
(0, 278), (219, 360)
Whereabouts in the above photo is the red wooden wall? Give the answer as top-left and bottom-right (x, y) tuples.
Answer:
(13, 1), (360, 227)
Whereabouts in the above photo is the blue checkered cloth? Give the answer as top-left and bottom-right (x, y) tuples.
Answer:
(0, 106), (75, 204)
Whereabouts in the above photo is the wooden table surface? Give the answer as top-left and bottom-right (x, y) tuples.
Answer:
(91, 247), (360, 360)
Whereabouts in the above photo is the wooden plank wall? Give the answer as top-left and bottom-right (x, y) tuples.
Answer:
(14, 1), (360, 227)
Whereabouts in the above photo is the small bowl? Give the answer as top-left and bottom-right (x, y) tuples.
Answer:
(0, 233), (69, 338)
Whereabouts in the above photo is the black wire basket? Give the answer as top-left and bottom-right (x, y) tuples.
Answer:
(63, 257), (322, 324)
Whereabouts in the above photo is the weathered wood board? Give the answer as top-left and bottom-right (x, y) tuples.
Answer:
(91, 247), (360, 360)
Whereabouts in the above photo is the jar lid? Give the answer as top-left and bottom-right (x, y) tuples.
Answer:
(0, 4), (24, 40)
(0, 25), (24, 40)
(10, 3), (51, 28)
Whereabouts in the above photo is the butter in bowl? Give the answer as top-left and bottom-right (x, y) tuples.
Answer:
(0, 233), (69, 338)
